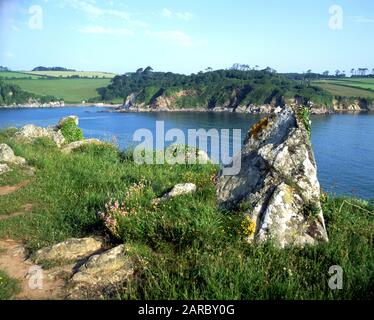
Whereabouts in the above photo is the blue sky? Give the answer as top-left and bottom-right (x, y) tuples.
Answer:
(0, 0), (373, 74)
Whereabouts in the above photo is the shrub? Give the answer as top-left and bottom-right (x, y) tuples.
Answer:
(60, 118), (83, 143)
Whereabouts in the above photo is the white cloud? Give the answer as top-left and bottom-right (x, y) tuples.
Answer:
(162, 8), (172, 18)
(175, 12), (194, 21)
(62, 0), (147, 27)
(145, 30), (195, 47)
(79, 25), (134, 36)
(351, 16), (374, 23)
(161, 8), (194, 21)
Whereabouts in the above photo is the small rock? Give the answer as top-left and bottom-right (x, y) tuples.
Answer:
(0, 163), (11, 175)
(168, 183), (197, 197)
(61, 139), (102, 154)
(33, 237), (104, 264)
(0, 143), (26, 165)
(165, 144), (210, 164)
(71, 245), (134, 286)
(58, 116), (79, 128)
(153, 183), (197, 205)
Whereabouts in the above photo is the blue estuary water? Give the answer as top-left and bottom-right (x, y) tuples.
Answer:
(0, 107), (373, 199)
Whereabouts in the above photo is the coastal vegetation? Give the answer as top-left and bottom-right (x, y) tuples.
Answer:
(98, 68), (334, 109)
(0, 126), (373, 299)
(1, 66), (374, 108)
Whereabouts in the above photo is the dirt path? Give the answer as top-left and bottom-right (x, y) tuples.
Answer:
(0, 180), (30, 196)
(0, 239), (66, 300)
(0, 204), (33, 221)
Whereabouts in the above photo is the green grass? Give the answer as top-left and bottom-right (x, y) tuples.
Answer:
(25, 71), (117, 78)
(5, 78), (111, 103)
(0, 270), (20, 300)
(328, 79), (374, 91)
(0, 129), (373, 300)
(313, 79), (374, 99)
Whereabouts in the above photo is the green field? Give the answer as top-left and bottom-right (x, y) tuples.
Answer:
(0, 71), (45, 80)
(7, 78), (112, 103)
(324, 78), (374, 91)
(25, 71), (117, 79)
(313, 78), (374, 99)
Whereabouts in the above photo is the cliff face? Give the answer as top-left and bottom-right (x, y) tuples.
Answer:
(122, 90), (373, 114)
(332, 97), (374, 112)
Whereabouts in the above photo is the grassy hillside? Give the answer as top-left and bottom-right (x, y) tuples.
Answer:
(0, 129), (373, 299)
(7, 78), (111, 104)
(26, 71), (117, 78)
(0, 71), (45, 80)
(0, 80), (59, 106)
(332, 78), (374, 90)
(313, 78), (374, 99)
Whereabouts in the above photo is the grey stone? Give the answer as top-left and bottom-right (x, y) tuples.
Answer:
(58, 116), (79, 127)
(153, 183), (197, 205)
(61, 139), (102, 154)
(33, 237), (104, 264)
(165, 144), (210, 164)
(71, 245), (134, 286)
(0, 163), (11, 175)
(217, 105), (328, 248)
(16, 124), (66, 147)
(0, 143), (26, 165)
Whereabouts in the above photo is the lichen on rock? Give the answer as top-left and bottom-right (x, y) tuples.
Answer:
(0, 143), (27, 165)
(16, 124), (66, 147)
(33, 237), (104, 264)
(0, 163), (11, 175)
(71, 244), (134, 288)
(217, 105), (328, 248)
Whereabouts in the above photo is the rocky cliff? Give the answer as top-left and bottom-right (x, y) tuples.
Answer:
(216, 105), (329, 247)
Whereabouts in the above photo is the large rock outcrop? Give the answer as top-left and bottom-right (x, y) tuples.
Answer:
(217, 105), (328, 248)
(16, 124), (65, 147)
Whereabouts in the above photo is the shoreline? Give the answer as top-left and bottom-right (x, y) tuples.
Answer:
(0, 104), (373, 115)
(0, 103), (122, 109)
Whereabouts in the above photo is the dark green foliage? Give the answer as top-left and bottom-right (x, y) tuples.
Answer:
(99, 69), (334, 109)
(300, 106), (312, 138)
(60, 118), (84, 143)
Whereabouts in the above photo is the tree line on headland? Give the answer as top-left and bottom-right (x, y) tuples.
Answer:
(97, 65), (333, 109)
